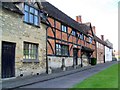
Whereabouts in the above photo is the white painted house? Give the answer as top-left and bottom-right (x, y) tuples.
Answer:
(105, 39), (113, 62)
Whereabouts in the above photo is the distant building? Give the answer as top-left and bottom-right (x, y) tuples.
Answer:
(113, 50), (119, 61)
(105, 39), (113, 62)
(94, 35), (106, 64)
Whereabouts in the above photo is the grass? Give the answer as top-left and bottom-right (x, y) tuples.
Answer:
(72, 63), (118, 88)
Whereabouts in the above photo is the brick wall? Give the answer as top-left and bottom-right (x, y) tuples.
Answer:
(97, 42), (105, 64)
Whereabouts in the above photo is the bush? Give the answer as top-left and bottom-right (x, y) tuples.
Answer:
(91, 58), (97, 65)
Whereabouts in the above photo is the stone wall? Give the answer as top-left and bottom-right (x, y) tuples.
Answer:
(48, 56), (81, 69)
(0, 6), (2, 80)
(1, 8), (47, 78)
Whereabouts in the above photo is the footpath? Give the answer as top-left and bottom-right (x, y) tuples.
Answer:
(1, 61), (118, 89)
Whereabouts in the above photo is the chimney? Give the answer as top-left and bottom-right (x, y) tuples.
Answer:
(101, 35), (104, 41)
(76, 15), (82, 23)
(92, 26), (96, 35)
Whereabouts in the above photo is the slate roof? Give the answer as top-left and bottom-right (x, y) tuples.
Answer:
(94, 35), (106, 45)
(1, 1), (112, 49)
(94, 36), (112, 49)
(41, 1), (90, 35)
(1, 2), (24, 15)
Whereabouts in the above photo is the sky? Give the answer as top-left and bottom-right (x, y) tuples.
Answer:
(46, 0), (118, 51)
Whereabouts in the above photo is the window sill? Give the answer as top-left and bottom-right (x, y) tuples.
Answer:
(23, 59), (39, 63)
(55, 55), (69, 57)
(23, 21), (40, 28)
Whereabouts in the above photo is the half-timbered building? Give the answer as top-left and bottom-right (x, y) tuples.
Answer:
(41, 2), (97, 70)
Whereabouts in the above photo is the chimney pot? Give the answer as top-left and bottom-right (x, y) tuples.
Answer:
(101, 35), (104, 41)
(76, 15), (82, 23)
(92, 26), (96, 35)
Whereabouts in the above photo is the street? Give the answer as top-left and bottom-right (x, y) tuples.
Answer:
(18, 62), (117, 88)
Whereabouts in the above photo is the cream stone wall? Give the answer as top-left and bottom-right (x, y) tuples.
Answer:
(0, 6), (2, 79)
(48, 56), (81, 69)
(1, 8), (47, 78)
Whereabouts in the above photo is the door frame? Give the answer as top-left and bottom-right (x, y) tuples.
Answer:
(1, 41), (16, 78)
(73, 48), (78, 66)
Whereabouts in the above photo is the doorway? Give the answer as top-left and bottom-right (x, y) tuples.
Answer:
(2, 41), (16, 78)
(73, 49), (78, 66)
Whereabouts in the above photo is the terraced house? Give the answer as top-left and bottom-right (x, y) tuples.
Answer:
(1, 0), (113, 79)
(0, 1), (48, 79)
(41, 2), (97, 71)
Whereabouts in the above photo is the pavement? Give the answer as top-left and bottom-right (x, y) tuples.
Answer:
(1, 61), (118, 89)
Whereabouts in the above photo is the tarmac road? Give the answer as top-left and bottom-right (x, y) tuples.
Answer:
(19, 61), (117, 88)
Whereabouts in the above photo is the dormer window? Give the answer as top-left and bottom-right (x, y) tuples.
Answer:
(24, 4), (39, 26)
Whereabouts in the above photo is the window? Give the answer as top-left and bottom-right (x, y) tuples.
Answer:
(80, 33), (84, 40)
(56, 44), (69, 56)
(61, 24), (67, 32)
(61, 45), (69, 56)
(24, 4), (39, 26)
(56, 44), (61, 55)
(89, 37), (92, 44)
(23, 42), (38, 60)
(72, 30), (76, 36)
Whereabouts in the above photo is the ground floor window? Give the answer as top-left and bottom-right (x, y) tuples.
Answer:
(23, 42), (38, 60)
(56, 43), (69, 56)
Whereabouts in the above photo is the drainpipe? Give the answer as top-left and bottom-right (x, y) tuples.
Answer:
(104, 45), (105, 63)
(46, 26), (48, 74)
(44, 15), (52, 74)
(40, 12), (49, 74)
(80, 46), (83, 67)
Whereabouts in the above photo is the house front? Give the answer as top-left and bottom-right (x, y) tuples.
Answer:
(41, 2), (96, 70)
(105, 39), (113, 62)
(0, 1), (47, 79)
(95, 35), (106, 64)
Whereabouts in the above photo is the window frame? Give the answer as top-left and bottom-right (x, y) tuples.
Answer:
(72, 29), (77, 36)
(80, 33), (84, 40)
(89, 37), (92, 44)
(23, 42), (39, 63)
(56, 43), (69, 56)
(61, 24), (67, 33)
(24, 3), (40, 27)
(56, 43), (62, 56)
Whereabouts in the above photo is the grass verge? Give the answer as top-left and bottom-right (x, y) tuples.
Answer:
(72, 63), (118, 88)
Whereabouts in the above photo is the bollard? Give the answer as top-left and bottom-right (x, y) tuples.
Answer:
(61, 58), (66, 71)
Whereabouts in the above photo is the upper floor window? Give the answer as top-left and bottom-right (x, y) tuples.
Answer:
(24, 4), (39, 26)
(80, 33), (84, 40)
(72, 30), (76, 36)
(61, 24), (67, 32)
(56, 44), (69, 56)
(89, 37), (92, 44)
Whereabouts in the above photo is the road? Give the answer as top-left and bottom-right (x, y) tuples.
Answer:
(18, 62), (117, 88)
